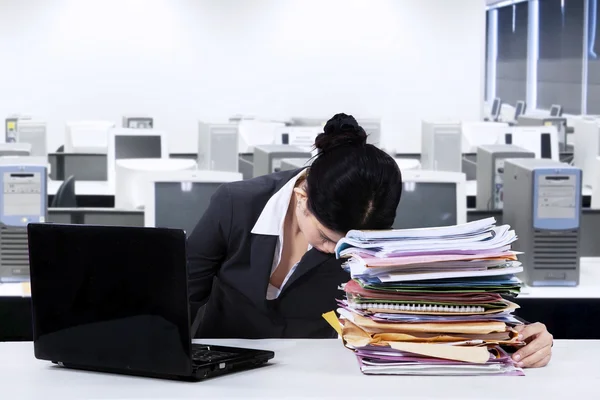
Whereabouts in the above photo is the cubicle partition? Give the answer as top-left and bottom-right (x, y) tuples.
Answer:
(49, 153), (108, 181)
(47, 208), (144, 226)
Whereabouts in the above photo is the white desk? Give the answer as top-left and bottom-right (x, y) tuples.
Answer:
(47, 180), (113, 196)
(466, 180), (594, 198)
(395, 158), (421, 170)
(0, 339), (597, 399)
(0, 282), (29, 297)
(48, 207), (139, 213)
(519, 258), (600, 299)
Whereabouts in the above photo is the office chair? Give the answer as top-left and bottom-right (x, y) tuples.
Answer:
(51, 175), (77, 208)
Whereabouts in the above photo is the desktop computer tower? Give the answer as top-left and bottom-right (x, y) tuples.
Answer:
(16, 120), (47, 157)
(476, 144), (534, 210)
(253, 145), (311, 178)
(0, 165), (47, 282)
(198, 122), (239, 173)
(503, 158), (581, 286)
(421, 121), (462, 172)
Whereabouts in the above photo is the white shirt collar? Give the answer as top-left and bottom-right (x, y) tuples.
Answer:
(251, 171), (306, 236)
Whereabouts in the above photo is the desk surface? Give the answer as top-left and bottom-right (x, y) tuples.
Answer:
(46, 179), (594, 199)
(48, 207), (141, 214)
(519, 257), (600, 299)
(47, 180), (113, 197)
(0, 339), (597, 399)
(466, 180), (594, 198)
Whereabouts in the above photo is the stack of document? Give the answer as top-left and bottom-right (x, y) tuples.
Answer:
(326, 217), (526, 376)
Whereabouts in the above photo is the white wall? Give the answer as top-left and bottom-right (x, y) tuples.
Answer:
(0, 0), (485, 154)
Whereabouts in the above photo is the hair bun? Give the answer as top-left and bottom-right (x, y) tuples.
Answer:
(314, 113), (367, 152)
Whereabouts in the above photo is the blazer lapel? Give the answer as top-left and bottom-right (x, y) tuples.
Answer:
(281, 248), (333, 293)
(243, 234), (278, 311)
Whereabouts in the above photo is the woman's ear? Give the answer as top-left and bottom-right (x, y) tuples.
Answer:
(293, 186), (308, 202)
(293, 187), (309, 214)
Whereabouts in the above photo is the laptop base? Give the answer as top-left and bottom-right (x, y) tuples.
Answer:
(53, 355), (273, 382)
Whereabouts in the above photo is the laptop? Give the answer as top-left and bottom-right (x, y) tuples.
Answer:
(26, 223), (274, 381)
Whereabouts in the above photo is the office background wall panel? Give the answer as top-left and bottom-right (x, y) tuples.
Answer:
(0, 0), (485, 155)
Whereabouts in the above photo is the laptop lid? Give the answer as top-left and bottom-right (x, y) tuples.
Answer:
(27, 223), (193, 378)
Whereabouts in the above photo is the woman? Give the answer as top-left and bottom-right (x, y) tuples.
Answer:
(187, 113), (553, 368)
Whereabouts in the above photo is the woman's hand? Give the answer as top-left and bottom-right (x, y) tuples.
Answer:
(512, 323), (553, 368)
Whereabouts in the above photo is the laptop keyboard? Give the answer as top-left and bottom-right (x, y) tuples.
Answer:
(191, 345), (237, 363)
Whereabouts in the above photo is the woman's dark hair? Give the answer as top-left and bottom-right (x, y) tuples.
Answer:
(306, 113), (402, 233)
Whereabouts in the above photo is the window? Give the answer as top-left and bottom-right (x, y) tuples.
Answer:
(485, 10), (490, 101)
(496, 3), (529, 106)
(587, 0), (600, 113)
(537, 0), (585, 113)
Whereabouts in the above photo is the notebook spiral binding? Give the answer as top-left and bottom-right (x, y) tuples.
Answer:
(349, 302), (485, 313)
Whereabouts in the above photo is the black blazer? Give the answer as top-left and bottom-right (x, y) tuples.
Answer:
(187, 169), (349, 339)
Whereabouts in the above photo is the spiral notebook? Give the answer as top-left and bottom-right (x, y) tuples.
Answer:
(343, 299), (519, 316)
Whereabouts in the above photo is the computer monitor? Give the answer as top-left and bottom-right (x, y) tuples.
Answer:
(461, 121), (509, 153)
(505, 126), (559, 161)
(144, 170), (242, 236)
(393, 170), (467, 229)
(114, 158), (197, 209)
(491, 98), (502, 121)
(197, 122), (239, 172)
(16, 120), (47, 157)
(572, 117), (600, 189)
(107, 128), (169, 189)
(550, 104), (563, 117)
(65, 121), (115, 154)
(514, 101), (527, 121)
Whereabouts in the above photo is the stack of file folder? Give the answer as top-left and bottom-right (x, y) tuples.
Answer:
(325, 217), (526, 376)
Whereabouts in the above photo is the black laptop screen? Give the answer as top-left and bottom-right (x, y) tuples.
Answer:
(27, 224), (193, 376)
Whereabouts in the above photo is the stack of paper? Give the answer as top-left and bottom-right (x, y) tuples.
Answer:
(326, 217), (526, 376)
